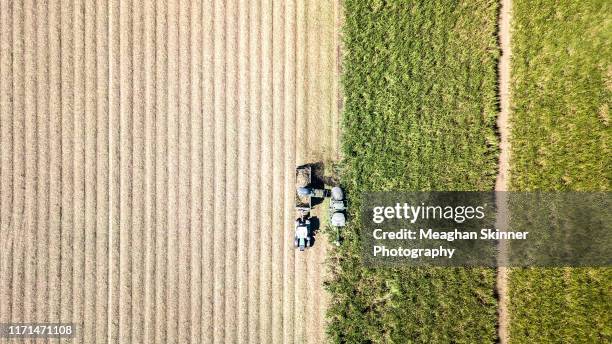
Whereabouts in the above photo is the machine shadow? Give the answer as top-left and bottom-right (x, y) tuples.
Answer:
(308, 216), (321, 248)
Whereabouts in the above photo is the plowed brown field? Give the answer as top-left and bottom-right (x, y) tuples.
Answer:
(0, 1), (341, 343)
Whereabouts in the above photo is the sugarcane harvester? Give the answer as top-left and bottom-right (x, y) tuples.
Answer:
(329, 187), (347, 246)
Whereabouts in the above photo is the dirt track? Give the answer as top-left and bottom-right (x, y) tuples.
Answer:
(0, 1), (341, 343)
(496, 0), (513, 342)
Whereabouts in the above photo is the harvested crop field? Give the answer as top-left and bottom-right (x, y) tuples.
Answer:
(0, 1), (341, 343)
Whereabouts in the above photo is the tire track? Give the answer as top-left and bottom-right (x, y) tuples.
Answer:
(247, 2), (262, 342)
(131, 0), (146, 341)
(0, 0), (14, 330)
(109, 0), (121, 341)
(177, 1), (192, 342)
(201, 0), (215, 342)
(224, 0), (239, 341)
(84, 0), (99, 341)
(118, 1), (134, 341)
(236, 0), (250, 342)
(47, 0), (63, 329)
(293, 0), (308, 341)
(259, 0), (273, 342)
(143, 1), (157, 343)
(271, 0), (286, 342)
(73, 1), (87, 342)
(496, 0), (513, 342)
(59, 0), (75, 327)
(213, 0), (227, 341)
(35, 0), (50, 329)
(95, 1), (110, 341)
(189, 1), (203, 342)
(23, 0), (38, 334)
(283, 1), (297, 342)
(166, 0), (180, 341)
(11, 0), (26, 326)
(153, 1), (168, 342)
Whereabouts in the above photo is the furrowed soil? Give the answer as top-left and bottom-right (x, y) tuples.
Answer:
(0, 1), (341, 343)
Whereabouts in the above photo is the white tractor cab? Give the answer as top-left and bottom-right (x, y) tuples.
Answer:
(294, 218), (312, 251)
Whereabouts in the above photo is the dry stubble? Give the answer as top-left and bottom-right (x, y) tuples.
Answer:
(0, 1), (341, 343)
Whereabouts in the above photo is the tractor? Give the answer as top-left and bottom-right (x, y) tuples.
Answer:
(294, 217), (312, 251)
(294, 164), (347, 250)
